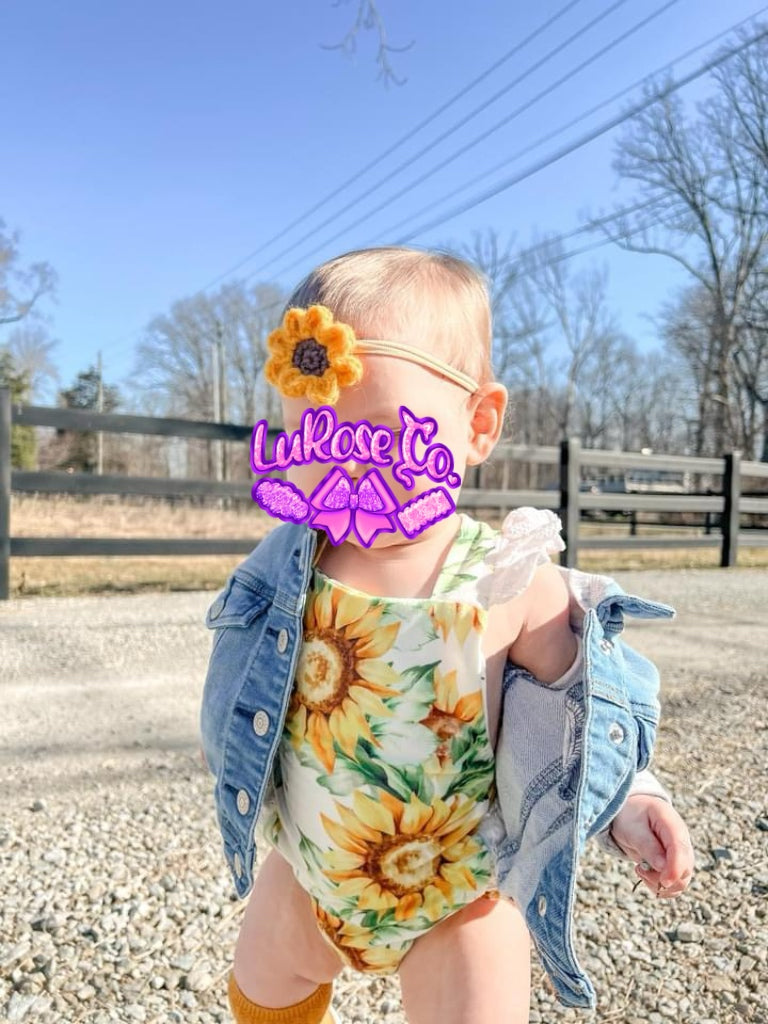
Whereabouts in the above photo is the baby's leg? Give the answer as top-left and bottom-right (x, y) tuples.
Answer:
(231, 849), (343, 1019)
(399, 895), (531, 1024)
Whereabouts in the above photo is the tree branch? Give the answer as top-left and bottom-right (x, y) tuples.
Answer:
(323, 0), (412, 86)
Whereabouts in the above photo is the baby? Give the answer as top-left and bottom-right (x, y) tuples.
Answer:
(201, 247), (694, 1024)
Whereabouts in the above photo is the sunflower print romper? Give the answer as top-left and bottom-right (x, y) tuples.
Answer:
(261, 514), (507, 974)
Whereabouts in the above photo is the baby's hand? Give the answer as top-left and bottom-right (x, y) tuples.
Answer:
(609, 794), (694, 898)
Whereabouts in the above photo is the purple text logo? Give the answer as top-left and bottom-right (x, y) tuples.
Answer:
(250, 406), (461, 545)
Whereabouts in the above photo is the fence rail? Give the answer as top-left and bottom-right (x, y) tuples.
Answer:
(2, 389), (767, 599)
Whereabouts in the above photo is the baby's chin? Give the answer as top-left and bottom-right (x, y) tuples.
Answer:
(329, 511), (458, 552)
(329, 529), (410, 551)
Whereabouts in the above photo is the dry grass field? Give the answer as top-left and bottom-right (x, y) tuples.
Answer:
(8, 493), (768, 597)
(11, 495), (271, 597)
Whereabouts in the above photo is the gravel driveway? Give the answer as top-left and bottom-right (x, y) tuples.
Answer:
(1, 570), (766, 1023)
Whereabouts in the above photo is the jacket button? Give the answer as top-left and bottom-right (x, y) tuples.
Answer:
(236, 789), (250, 815)
(233, 852), (243, 878)
(253, 710), (270, 736)
(600, 638), (614, 653)
(209, 595), (225, 620)
(537, 894), (547, 917)
(277, 629), (289, 653)
(609, 722), (625, 744)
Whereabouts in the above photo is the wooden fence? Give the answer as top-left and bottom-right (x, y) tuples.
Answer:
(2, 387), (768, 599)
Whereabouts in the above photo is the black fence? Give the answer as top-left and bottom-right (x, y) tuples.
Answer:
(3, 387), (768, 599)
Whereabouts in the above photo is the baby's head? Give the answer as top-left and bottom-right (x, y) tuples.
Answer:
(285, 246), (494, 389)
(266, 246), (507, 548)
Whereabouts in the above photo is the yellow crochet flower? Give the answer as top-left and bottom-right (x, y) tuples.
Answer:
(264, 305), (363, 405)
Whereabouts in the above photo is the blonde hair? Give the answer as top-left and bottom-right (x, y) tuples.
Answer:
(286, 247), (494, 387)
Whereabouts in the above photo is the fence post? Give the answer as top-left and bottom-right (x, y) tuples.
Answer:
(559, 437), (580, 568)
(721, 450), (741, 568)
(0, 388), (11, 600)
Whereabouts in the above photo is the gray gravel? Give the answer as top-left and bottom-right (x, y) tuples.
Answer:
(1, 569), (767, 1023)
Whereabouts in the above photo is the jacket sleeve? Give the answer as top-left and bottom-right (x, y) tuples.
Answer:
(592, 767), (672, 859)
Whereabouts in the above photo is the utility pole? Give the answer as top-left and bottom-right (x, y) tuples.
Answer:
(212, 336), (222, 484)
(97, 350), (104, 475)
(216, 322), (228, 481)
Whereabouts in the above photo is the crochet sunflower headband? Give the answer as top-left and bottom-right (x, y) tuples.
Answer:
(264, 304), (479, 404)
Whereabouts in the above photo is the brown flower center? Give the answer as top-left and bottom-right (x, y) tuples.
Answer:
(295, 630), (354, 713)
(421, 707), (463, 742)
(368, 835), (442, 896)
(292, 338), (330, 377)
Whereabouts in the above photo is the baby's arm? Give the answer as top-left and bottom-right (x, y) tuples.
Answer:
(506, 562), (578, 682)
(506, 565), (694, 898)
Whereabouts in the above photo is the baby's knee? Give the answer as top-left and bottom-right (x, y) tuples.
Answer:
(236, 853), (344, 986)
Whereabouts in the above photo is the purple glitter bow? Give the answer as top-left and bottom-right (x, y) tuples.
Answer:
(308, 467), (398, 546)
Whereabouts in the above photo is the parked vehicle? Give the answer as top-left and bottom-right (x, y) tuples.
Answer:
(583, 470), (689, 494)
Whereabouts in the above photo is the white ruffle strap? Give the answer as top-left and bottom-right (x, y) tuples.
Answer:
(460, 507), (565, 608)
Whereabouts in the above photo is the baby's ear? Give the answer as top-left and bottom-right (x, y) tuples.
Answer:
(468, 383), (507, 465)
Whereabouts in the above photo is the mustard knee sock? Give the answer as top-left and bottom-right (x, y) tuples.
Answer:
(228, 972), (334, 1024)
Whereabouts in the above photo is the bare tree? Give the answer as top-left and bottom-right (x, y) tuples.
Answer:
(520, 245), (628, 443)
(135, 281), (286, 479)
(458, 231), (542, 390)
(732, 277), (768, 460)
(0, 220), (56, 327)
(455, 231), (560, 467)
(611, 33), (768, 455)
(0, 219), (57, 327)
(0, 222), (59, 467)
(218, 282), (286, 426)
(660, 285), (720, 456)
(0, 351), (36, 467)
(713, 29), (768, 185)
(138, 295), (215, 417)
(458, 231), (653, 451)
(732, 336), (768, 461)
(2, 324), (59, 402)
(137, 282), (282, 417)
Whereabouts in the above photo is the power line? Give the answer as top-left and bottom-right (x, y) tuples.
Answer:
(237, 17), (767, 325)
(375, 4), (768, 245)
(506, 207), (679, 282)
(100, 6), (595, 360)
(394, 22), (768, 242)
(246, 0), (683, 285)
(216, 198), (692, 367)
(196, 0), (590, 293)
(112, 9), (768, 360)
(498, 194), (674, 272)
(234, 0), (643, 284)
(227, 194), (674, 330)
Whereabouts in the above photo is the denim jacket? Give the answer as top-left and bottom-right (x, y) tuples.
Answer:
(200, 522), (674, 1010)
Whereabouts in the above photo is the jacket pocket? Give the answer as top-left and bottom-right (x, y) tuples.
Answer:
(201, 573), (275, 777)
(585, 609), (661, 777)
(206, 573), (274, 630)
(579, 616), (641, 839)
(632, 706), (657, 773)
(618, 639), (661, 773)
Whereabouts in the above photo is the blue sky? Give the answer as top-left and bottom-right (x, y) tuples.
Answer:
(2, 0), (766, 403)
